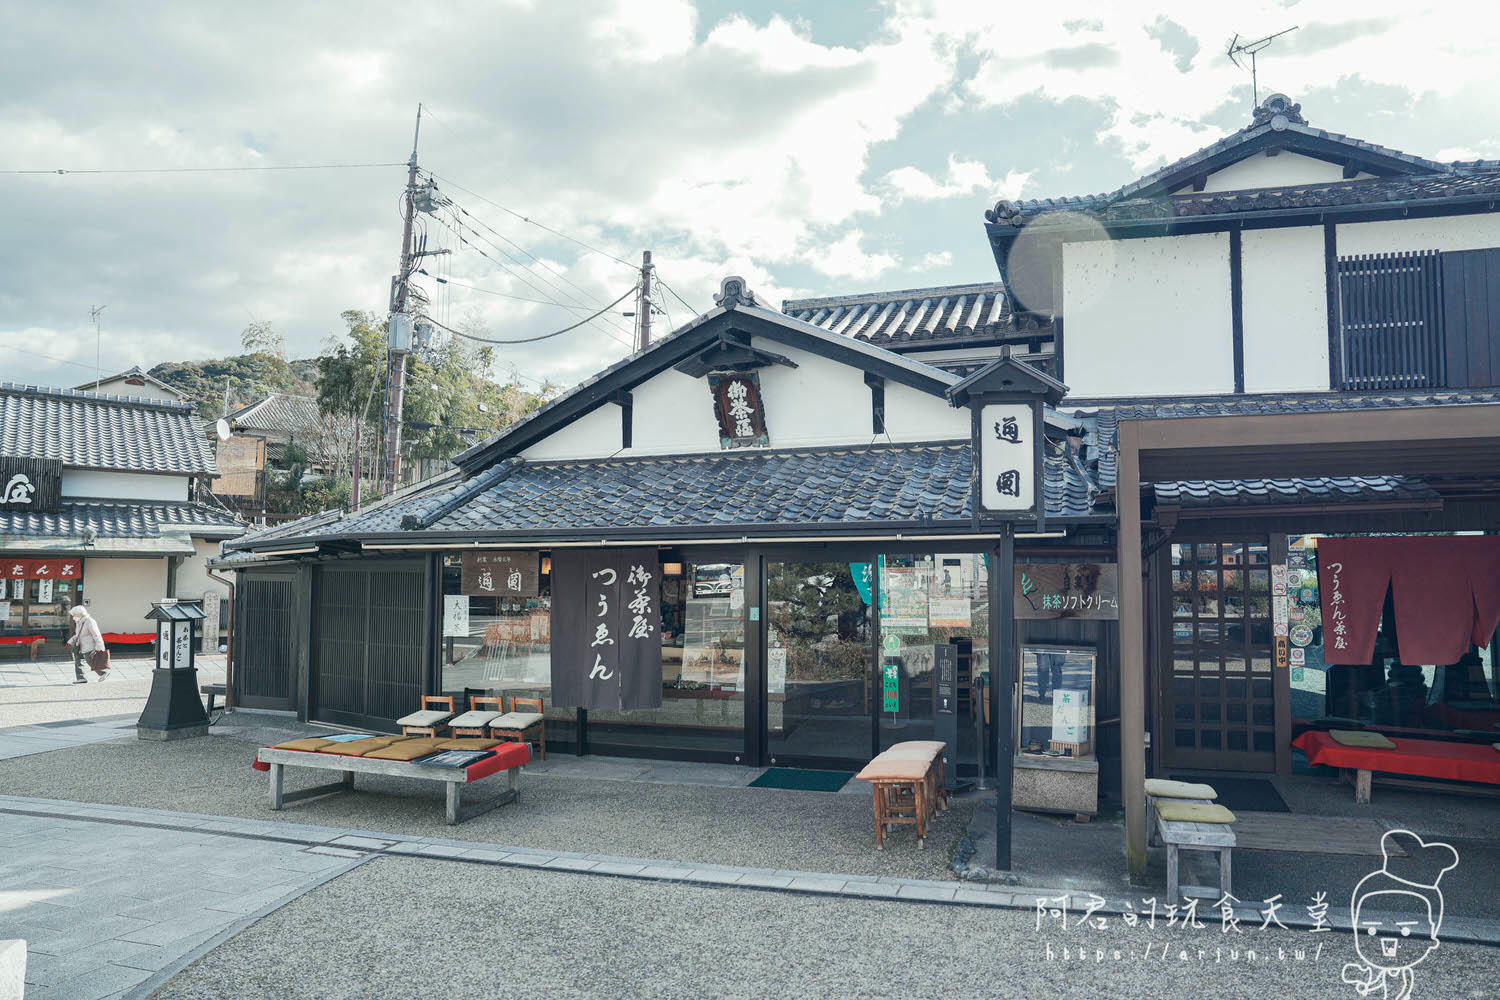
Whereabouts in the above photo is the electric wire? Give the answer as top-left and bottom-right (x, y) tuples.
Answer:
(445, 196), (616, 313)
(427, 170), (638, 270)
(4, 162), (406, 175)
(417, 284), (637, 345)
(432, 210), (635, 349)
(654, 276), (706, 318)
(429, 210), (635, 350)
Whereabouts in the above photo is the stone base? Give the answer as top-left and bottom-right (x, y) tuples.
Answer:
(1011, 754), (1099, 817)
(138, 724), (209, 741)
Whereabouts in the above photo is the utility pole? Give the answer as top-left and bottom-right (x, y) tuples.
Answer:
(89, 305), (107, 389)
(636, 250), (653, 351)
(382, 105), (423, 496)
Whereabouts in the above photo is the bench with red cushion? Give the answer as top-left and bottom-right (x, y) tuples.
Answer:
(253, 739), (530, 824)
(0, 635), (47, 660)
(1293, 730), (1500, 802)
(102, 632), (156, 645)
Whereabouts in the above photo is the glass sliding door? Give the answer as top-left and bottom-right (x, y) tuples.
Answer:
(766, 560), (873, 767)
(876, 554), (990, 772)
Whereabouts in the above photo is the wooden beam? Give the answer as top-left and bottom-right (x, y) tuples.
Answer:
(1191, 175), (1208, 193)
(1342, 161), (1360, 179)
(1230, 229), (1244, 393)
(1117, 423), (1148, 877)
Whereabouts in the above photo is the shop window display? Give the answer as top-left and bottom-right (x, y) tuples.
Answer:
(1017, 645), (1097, 759)
(1290, 535), (1499, 735)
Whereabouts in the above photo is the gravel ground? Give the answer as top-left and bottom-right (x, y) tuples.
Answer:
(0, 676), (153, 728)
(149, 856), (1495, 1000)
(0, 732), (970, 881)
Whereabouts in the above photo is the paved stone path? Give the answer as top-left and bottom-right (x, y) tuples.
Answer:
(0, 807), (367, 999)
(0, 655), (226, 689)
(0, 716), (139, 761)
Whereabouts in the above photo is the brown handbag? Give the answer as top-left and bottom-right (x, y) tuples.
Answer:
(89, 649), (111, 673)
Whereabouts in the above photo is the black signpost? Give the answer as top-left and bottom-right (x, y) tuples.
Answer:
(933, 642), (958, 792)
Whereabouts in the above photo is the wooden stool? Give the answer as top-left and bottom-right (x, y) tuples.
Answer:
(1154, 799), (1237, 902)
(856, 758), (933, 849)
(1143, 778), (1216, 847)
(878, 746), (945, 815)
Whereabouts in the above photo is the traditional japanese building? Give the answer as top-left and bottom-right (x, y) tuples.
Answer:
(219, 94), (1500, 875)
(1, 383), (245, 652)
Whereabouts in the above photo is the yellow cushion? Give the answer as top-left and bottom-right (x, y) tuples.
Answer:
(273, 737), (336, 752)
(877, 748), (938, 762)
(315, 737), (400, 756)
(437, 738), (503, 750)
(1156, 801), (1236, 824)
(364, 737), (447, 761)
(1144, 778), (1217, 800)
(888, 741), (946, 753)
(1329, 729), (1396, 749)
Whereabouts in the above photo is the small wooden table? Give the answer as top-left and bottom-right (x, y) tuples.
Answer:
(256, 744), (527, 825)
(0, 636), (46, 661)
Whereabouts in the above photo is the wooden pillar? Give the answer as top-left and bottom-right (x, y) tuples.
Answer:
(1117, 423), (1147, 876)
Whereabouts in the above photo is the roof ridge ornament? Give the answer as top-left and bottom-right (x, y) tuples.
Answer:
(1251, 93), (1305, 131)
(713, 276), (758, 309)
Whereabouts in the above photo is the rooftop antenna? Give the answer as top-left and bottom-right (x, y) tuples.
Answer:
(1228, 26), (1298, 109)
(89, 305), (107, 390)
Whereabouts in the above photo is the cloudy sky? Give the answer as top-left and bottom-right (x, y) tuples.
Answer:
(4, 0), (1498, 395)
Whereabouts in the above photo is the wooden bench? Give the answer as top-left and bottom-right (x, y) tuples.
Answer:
(256, 741), (529, 825)
(1154, 802), (1236, 903)
(0, 636), (46, 661)
(102, 632), (156, 647)
(201, 683), (227, 724)
(855, 742), (947, 850)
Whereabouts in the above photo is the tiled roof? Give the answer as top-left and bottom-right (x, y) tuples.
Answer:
(0, 383), (216, 475)
(231, 440), (1110, 551)
(1153, 477), (1439, 509)
(71, 365), (188, 399)
(0, 500), (242, 539)
(781, 282), (1052, 346)
(986, 93), (1500, 228)
(1081, 388), (1500, 422)
(228, 393), (322, 435)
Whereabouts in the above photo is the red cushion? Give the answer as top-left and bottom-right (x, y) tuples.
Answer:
(251, 759), (271, 772)
(465, 740), (531, 782)
(0, 636), (45, 645)
(1294, 731), (1500, 784)
(102, 633), (155, 643)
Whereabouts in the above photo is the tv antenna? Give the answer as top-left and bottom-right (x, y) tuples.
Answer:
(1228, 26), (1298, 108)
(89, 305), (107, 390)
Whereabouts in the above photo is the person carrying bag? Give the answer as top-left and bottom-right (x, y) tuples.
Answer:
(66, 605), (110, 682)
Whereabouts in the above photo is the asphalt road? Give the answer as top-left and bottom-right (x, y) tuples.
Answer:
(149, 856), (1494, 1000)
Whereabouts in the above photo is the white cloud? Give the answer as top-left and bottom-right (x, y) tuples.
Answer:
(802, 230), (896, 280)
(883, 155), (1030, 203)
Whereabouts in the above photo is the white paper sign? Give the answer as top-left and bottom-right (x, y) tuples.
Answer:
(1051, 689), (1090, 743)
(1271, 564), (1288, 596)
(1289, 646), (1306, 666)
(979, 403), (1034, 513)
(768, 647), (786, 695)
(1274, 622), (1288, 638)
(157, 622), (172, 670)
(442, 595), (470, 638)
(1273, 595), (1289, 626)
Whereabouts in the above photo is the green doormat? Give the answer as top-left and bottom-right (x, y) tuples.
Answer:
(749, 768), (854, 792)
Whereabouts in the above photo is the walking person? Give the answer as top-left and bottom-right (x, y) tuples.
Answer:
(66, 604), (110, 683)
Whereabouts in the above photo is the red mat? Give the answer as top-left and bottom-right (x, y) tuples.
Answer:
(253, 740), (531, 782)
(1293, 731), (1500, 785)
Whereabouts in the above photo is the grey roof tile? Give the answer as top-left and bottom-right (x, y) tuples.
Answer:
(0, 382), (215, 475)
(227, 393), (323, 435)
(1153, 477), (1438, 509)
(0, 500), (242, 539)
(1081, 389), (1500, 422)
(782, 282), (1053, 346)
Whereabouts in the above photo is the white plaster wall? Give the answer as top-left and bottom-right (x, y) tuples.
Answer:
(1336, 212), (1500, 255)
(176, 538), (230, 604)
(1192, 152), (1370, 193)
(1241, 226), (1331, 392)
(82, 558), (167, 633)
(85, 377), (183, 402)
(522, 338), (966, 460)
(1062, 232), (1235, 397)
(63, 470), (189, 501)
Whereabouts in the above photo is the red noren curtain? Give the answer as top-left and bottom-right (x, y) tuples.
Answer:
(1317, 536), (1500, 666)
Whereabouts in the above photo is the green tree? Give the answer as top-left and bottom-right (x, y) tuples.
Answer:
(240, 320), (286, 360)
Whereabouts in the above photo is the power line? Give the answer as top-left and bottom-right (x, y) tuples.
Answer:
(3, 162), (405, 175)
(447, 197), (616, 313)
(0, 343), (111, 372)
(419, 285), (637, 345)
(655, 276), (705, 318)
(429, 210), (636, 349)
(426, 170), (639, 270)
(432, 209), (635, 347)
(416, 270), (578, 309)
